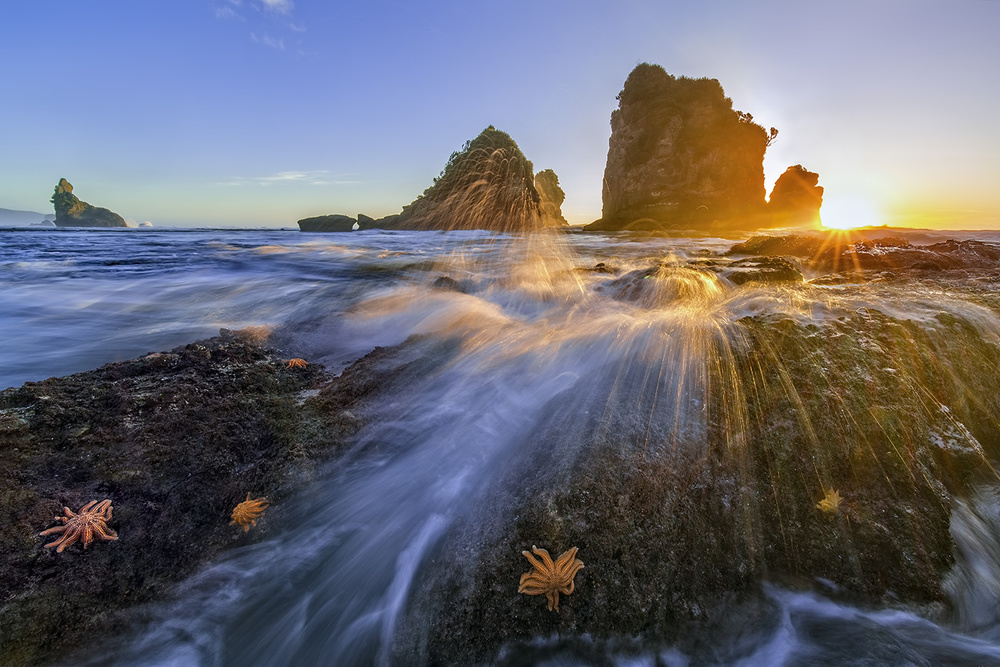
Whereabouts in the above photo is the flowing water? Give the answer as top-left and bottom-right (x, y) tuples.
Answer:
(5, 227), (1000, 665)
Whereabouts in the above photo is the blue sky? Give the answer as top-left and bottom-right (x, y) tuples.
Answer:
(2, 0), (998, 228)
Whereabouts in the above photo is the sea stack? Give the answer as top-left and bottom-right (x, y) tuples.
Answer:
(387, 126), (553, 232)
(51, 179), (127, 228)
(586, 63), (775, 232)
(768, 165), (824, 227)
(534, 169), (569, 227)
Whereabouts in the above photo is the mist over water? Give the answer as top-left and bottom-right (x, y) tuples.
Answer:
(6, 228), (1000, 664)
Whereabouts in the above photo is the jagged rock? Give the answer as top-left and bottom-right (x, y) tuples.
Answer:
(388, 126), (547, 232)
(297, 214), (357, 232)
(769, 165), (824, 226)
(51, 179), (127, 228)
(534, 169), (569, 227)
(586, 64), (775, 232)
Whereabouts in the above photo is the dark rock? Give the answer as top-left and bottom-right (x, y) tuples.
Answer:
(356, 213), (376, 229)
(389, 126), (548, 232)
(587, 64), (775, 232)
(0, 329), (380, 666)
(297, 214), (357, 232)
(50, 179), (127, 228)
(534, 169), (569, 227)
(769, 165), (824, 226)
(727, 233), (1000, 277)
(724, 256), (803, 284)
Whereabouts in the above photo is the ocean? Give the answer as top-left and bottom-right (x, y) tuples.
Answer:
(4, 226), (1000, 665)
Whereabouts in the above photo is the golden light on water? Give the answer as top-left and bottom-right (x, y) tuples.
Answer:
(820, 195), (883, 230)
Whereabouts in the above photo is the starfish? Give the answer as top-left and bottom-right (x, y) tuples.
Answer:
(518, 545), (584, 611)
(816, 488), (843, 514)
(286, 358), (308, 369)
(230, 493), (269, 531)
(39, 499), (117, 552)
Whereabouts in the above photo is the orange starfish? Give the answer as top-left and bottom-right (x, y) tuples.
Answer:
(286, 358), (308, 369)
(230, 493), (269, 531)
(39, 499), (118, 552)
(518, 545), (584, 611)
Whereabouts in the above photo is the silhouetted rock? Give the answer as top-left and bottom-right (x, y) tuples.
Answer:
(534, 169), (569, 227)
(297, 214), (357, 232)
(586, 64), (776, 232)
(389, 126), (548, 232)
(51, 178), (127, 228)
(769, 165), (824, 226)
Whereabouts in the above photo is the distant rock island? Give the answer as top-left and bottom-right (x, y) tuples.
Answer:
(585, 63), (822, 233)
(51, 178), (127, 228)
(298, 126), (567, 233)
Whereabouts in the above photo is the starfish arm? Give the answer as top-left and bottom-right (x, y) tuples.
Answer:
(519, 574), (553, 594)
(39, 525), (68, 537)
(79, 500), (99, 514)
(93, 523), (117, 541)
(554, 548), (581, 578)
(56, 527), (81, 552)
(82, 524), (94, 548)
(521, 550), (550, 575)
(546, 590), (559, 611)
(531, 546), (555, 572)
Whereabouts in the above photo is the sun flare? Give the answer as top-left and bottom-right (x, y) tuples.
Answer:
(821, 196), (883, 230)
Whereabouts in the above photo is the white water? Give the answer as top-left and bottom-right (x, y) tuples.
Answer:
(5, 228), (1000, 664)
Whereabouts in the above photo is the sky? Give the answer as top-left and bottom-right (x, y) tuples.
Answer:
(2, 0), (999, 229)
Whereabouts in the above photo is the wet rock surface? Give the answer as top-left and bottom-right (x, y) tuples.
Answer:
(0, 329), (386, 666)
(727, 233), (1000, 277)
(392, 307), (1000, 664)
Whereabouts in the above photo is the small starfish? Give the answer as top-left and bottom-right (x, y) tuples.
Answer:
(39, 499), (118, 552)
(230, 493), (269, 531)
(286, 358), (308, 369)
(518, 545), (584, 611)
(816, 488), (843, 514)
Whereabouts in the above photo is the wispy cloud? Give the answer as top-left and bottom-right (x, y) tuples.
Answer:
(251, 32), (284, 50)
(213, 0), (303, 49)
(217, 171), (362, 187)
(258, 0), (293, 14)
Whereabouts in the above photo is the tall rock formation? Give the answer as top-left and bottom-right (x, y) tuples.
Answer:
(51, 179), (127, 228)
(587, 64), (776, 232)
(768, 165), (823, 226)
(534, 169), (569, 227)
(388, 126), (547, 232)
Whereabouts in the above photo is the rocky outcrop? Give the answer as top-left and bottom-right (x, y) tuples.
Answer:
(50, 179), (127, 228)
(0, 329), (394, 665)
(768, 165), (823, 226)
(297, 214), (357, 232)
(586, 64), (776, 232)
(297, 128), (563, 233)
(386, 126), (547, 232)
(727, 233), (1000, 277)
(534, 169), (569, 227)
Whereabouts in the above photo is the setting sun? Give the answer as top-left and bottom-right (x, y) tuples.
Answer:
(820, 196), (883, 230)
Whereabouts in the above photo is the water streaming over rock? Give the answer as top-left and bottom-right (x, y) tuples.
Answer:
(5, 228), (1000, 664)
